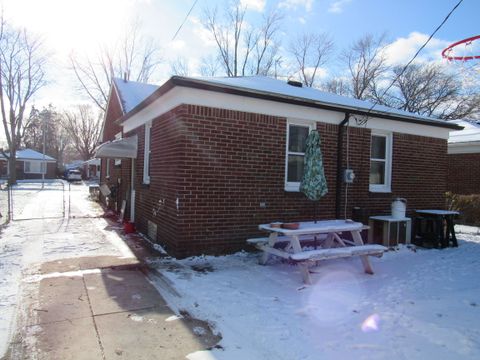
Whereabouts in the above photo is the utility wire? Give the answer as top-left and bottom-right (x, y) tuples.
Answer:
(172, 0), (200, 41)
(364, 0), (464, 118)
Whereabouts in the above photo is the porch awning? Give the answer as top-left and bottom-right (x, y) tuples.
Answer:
(95, 135), (138, 159)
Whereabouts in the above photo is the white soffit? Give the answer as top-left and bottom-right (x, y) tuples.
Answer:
(121, 87), (451, 140)
(448, 141), (480, 154)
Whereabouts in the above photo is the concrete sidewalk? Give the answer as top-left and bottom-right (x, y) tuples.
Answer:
(7, 256), (220, 360)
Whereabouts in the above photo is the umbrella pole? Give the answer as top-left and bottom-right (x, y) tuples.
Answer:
(314, 202), (317, 249)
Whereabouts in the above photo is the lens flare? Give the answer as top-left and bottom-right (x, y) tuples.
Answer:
(304, 266), (365, 326)
(361, 314), (380, 332)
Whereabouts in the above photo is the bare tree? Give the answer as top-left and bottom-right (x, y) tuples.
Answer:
(199, 55), (221, 77)
(0, 16), (48, 184)
(322, 77), (350, 96)
(170, 57), (190, 76)
(70, 21), (162, 112)
(378, 63), (480, 119)
(24, 105), (70, 166)
(343, 33), (389, 100)
(249, 11), (283, 76)
(62, 105), (102, 161)
(288, 32), (334, 87)
(202, 1), (283, 77)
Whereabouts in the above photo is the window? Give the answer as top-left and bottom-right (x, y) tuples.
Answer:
(369, 132), (392, 192)
(285, 120), (315, 191)
(24, 161), (46, 174)
(143, 121), (152, 184)
(106, 159), (110, 178)
(114, 132), (122, 166)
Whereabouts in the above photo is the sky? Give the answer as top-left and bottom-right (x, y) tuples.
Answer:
(0, 0), (478, 111)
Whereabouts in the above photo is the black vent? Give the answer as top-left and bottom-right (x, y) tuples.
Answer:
(287, 79), (303, 88)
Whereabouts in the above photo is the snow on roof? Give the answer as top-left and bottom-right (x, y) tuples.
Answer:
(0, 148), (56, 161)
(84, 158), (101, 166)
(113, 77), (159, 113)
(448, 119), (480, 143)
(188, 75), (453, 126)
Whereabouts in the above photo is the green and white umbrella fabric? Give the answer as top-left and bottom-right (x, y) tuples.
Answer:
(300, 130), (328, 222)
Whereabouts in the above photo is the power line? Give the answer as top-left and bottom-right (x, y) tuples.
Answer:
(364, 0), (464, 118)
(171, 0), (200, 41)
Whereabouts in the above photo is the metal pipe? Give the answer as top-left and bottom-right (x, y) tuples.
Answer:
(335, 113), (350, 218)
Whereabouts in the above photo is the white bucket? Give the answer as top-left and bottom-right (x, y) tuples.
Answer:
(391, 198), (407, 219)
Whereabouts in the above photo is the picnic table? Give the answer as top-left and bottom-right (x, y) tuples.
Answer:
(247, 220), (386, 284)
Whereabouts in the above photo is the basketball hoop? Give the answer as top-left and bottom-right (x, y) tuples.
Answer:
(442, 35), (480, 61)
(442, 35), (480, 89)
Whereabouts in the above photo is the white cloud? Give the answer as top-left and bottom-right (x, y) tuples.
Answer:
(189, 16), (217, 48)
(298, 17), (307, 24)
(289, 67), (329, 85)
(241, 0), (266, 12)
(279, 0), (314, 12)
(169, 40), (186, 51)
(384, 32), (450, 66)
(328, 0), (352, 14)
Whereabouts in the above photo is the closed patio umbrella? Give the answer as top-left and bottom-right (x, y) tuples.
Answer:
(300, 130), (328, 223)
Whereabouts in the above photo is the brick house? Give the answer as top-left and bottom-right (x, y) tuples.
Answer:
(83, 158), (101, 180)
(0, 149), (57, 180)
(447, 119), (480, 195)
(97, 76), (461, 258)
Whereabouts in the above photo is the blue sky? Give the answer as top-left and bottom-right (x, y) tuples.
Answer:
(0, 0), (478, 107)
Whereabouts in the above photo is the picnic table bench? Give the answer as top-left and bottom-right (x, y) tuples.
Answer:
(247, 220), (387, 284)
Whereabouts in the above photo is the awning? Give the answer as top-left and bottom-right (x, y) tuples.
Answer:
(95, 135), (138, 159)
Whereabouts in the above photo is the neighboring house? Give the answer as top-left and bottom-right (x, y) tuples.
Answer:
(83, 158), (101, 180)
(447, 119), (480, 195)
(0, 149), (57, 180)
(96, 76), (461, 258)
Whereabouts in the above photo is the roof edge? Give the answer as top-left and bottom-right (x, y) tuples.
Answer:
(116, 76), (463, 131)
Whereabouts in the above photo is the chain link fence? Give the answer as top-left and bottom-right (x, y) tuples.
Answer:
(4, 180), (66, 221)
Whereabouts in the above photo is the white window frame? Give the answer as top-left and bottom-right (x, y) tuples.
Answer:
(106, 159), (110, 178)
(369, 131), (393, 193)
(114, 132), (122, 166)
(24, 160), (46, 174)
(285, 119), (316, 192)
(143, 121), (152, 184)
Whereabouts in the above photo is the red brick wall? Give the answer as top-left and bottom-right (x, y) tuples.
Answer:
(447, 153), (480, 195)
(100, 86), (125, 210)
(338, 129), (447, 221)
(102, 87), (123, 142)
(127, 104), (448, 258)
(127, 106), (187, 252)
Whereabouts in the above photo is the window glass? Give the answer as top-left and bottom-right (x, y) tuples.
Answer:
(288, 125), (309, 153)
(287, 155), (304, 182)
(371, 135), (386, 159)
(285, 122), (314, 191)
(25, 161), (31, 173)
(370, 161), (385, 184)
(369, 132), (392, 192)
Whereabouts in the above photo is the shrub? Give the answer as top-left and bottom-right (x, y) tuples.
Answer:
(446, 192), (480, 226)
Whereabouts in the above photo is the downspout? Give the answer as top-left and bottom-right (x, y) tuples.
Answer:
(335, 112), (350, 219)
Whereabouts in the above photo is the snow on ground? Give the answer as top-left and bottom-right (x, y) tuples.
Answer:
(0, 181), (133, 358)
(2, 180), (480, 359)
(151, 230), (480, 360)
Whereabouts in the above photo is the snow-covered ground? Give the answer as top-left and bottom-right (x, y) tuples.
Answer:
(150, 230), (480, 360)
(0, 181), (134, 358)
(2, 181), (480, 359)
